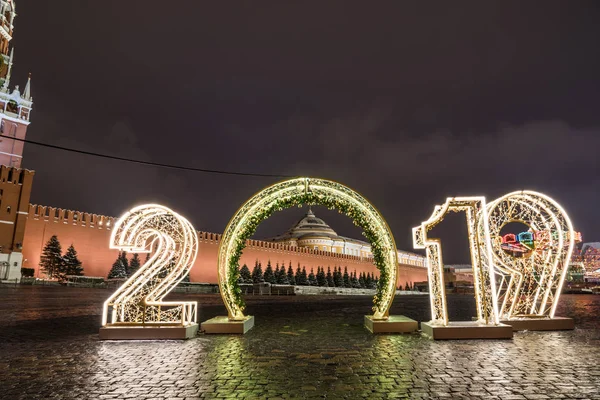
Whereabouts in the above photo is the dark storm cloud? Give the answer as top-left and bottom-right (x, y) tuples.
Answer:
(11, 1), (600, 263)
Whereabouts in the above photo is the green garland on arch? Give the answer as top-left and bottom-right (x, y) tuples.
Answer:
(226, 191), (391, 314)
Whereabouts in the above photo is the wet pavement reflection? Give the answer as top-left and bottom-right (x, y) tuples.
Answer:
(0, 286), (599, 399)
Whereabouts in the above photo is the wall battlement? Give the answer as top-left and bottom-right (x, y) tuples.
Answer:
(0, 165), (34, 184)
(21, 204), (428, 284)
(26, 204), (380, 264)
(196, 230), (374, 263)
(23, 205), (426, 268)
(28, 204), (116, 229)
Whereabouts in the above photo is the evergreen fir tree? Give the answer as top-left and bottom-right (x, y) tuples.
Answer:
(39, 235), (64, 279)
(326, 266), (334, 287)
(119, 252), (130, 277)
(316, 266), (327, 286)
(180, 272), (191, 283)
(299, 266), (309, 285)
(63, 244), (84, 276)
(287, 262), (296, 285)
(128, 253), (141, 277)
(276, 263), (289, 284)
(252, 260), (264, 283)
(404, 281), (410, 291)
(264, 260), (276, 284)
(157, 257), (174, 279)
(333, 266), (343, 287)
(308, 268), (317, 286)
(295, 264), (302, 284)
(107, 253), (127, 279)
(352, 270), (360, 288)
(343, 266), (350, 288)
(366, 273), (373, 288)
(372, 275), (379, 289)
(359, 272), (366, 288)
(239, 264), (252, 283)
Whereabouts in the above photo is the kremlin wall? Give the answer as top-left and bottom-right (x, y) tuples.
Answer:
(20, 204), (428, 287)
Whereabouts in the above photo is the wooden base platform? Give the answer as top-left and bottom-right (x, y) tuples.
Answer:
(421, 321), (513, 340)
(364, 315), (418, 334)
(99, 324), (198, 340)
(200, 316), (255, 334)
(501, 317), (574, 331)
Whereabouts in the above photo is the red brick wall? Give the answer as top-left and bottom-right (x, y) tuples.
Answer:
(22, 206), (119, 278)
(22, 205), (428, 286)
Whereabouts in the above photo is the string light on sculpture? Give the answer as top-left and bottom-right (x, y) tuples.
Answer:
(414, 190), (578, 337)
(201, 177), (417, 334)
(485, 191), (576, 321)
(413, 197), (499, 327)
(101, 204), (198, 333)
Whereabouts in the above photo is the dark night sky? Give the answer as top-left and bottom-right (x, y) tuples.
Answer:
(10, 1), (600, 263)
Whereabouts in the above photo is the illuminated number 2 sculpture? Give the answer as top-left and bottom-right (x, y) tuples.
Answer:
(413, 197), (500, 326)
(102, 205), (199, 328)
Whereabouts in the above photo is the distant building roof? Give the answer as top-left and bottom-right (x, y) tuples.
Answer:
(266, 207), (369, 246)
(265, 208), (427, 265)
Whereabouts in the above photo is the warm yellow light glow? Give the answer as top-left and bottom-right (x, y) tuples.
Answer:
(486, 191), (574, 319)
(414, 191), (575, 326)
(218, 177), (398, 321)
(101, 204), (198, 327)
(413, 197), (499, 326)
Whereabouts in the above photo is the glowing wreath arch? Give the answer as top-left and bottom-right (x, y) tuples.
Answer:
(218, 177), (399, 321)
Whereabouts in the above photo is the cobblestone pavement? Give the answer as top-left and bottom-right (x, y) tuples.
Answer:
(0, 286), (599, 399)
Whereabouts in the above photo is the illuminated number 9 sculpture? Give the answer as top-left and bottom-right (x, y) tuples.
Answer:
(100, 204), (199, 340)
(486, 191), (576, 327)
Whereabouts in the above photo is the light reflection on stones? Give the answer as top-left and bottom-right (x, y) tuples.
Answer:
(0, 287), (599, 399)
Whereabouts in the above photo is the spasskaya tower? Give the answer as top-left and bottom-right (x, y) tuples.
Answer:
(0, 0), (32, 168)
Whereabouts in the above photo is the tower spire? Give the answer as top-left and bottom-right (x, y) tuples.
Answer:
(2, 47), (13, 91)
(22, 72), (31, 101)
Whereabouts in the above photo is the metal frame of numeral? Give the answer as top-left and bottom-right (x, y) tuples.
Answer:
(413, 197), (500, 326)
(486, 191), (575, 319)
(102, 204), (199, 327)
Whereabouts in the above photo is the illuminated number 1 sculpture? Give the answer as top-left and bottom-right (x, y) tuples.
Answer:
(100, 204), (199, 340)
(412, 197), (510, 339)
